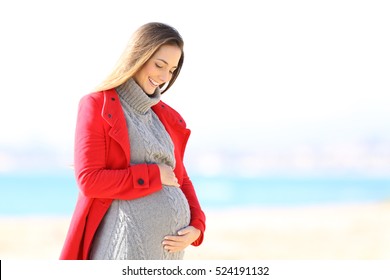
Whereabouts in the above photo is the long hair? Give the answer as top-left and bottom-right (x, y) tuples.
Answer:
(95, 22), (184, 93)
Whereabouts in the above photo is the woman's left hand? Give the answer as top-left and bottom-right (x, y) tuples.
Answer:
(162, 226), (201, 253)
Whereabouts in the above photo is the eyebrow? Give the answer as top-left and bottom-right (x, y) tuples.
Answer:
(156, 59), (177, 69)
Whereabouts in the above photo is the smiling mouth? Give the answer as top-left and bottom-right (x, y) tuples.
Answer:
(149, 77), (159, 87)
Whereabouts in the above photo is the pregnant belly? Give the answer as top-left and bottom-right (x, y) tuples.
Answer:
(90, 186), (191, 259)
(120, 185), (191, 235)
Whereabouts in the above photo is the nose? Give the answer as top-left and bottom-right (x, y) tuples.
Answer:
(159, 70), (171, 83)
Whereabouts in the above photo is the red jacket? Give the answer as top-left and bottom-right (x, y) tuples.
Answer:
(60, 89), (206, 260)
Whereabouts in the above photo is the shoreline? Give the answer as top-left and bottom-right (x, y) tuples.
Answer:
(1, 202), (390, 259)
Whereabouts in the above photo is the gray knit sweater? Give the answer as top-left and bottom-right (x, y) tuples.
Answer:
(89, 79), (190, 260)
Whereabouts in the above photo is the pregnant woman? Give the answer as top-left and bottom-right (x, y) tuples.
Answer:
(60, 22), (206, 260)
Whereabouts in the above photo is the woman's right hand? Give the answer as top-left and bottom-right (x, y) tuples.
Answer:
(158, 164), (180, 187)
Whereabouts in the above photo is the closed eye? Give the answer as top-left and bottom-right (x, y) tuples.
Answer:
(156, 63), (175, 75)
(155, 59), (177, 73)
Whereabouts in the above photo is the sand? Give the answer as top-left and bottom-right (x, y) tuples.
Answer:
(1, 202), (390, 259)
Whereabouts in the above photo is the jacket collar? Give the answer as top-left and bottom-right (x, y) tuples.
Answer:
(101, 89), (130, 164)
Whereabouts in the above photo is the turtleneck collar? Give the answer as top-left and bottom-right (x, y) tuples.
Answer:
(116, 78), (161, 114)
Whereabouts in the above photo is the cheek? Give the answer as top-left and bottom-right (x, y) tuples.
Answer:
(138, 68), (151, 83)
(144, 63), (159, 77)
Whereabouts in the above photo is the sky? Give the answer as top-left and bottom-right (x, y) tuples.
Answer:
(0, 0), (389, 175)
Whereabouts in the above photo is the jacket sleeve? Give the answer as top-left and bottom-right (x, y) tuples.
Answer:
(180, 165), (206, 246)
(74, 94), (163, 200)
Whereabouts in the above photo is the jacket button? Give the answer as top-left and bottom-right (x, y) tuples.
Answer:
(137, 178), (144, 185)
(111, 97), (116, 101)
(108, 114), (112, 118)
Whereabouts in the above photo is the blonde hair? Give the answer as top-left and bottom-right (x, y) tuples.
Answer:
(96, 22), (184, 93)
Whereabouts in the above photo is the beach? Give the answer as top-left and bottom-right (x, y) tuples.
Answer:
(1, 202), (390, 260)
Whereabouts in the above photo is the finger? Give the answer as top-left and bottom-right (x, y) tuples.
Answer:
(178, 228), (190, 236)
(162, 240), (183, 248)
(167, 183), (180, 188)
(173, 177), (180, 187)
(163, 241), (185, 249)
(171, 181), (180, 187)
(164, 245), (182, 253)
(163, 241), (184, 252)
(167, 177), (180, 187)
(164, 235), (182, 241)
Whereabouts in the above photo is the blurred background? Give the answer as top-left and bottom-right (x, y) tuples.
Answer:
(1, 0), (390, 259)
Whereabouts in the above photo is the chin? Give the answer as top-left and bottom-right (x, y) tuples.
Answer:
(146, 85), (159, 95)
(145, 89), (155, 95)
(140, 84), (153, 95)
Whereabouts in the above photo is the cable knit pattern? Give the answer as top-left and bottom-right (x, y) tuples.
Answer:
(89, 78), (190, 260)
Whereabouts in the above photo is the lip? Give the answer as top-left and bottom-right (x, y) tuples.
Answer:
(148, 77), (159, 87)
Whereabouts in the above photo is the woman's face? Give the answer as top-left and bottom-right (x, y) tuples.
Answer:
(134, 44), (182, 95)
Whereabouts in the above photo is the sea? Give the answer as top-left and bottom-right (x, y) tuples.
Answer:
(1, 170), (390, 216)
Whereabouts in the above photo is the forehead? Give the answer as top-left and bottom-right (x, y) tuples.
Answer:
(151, 44), (182, 66)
